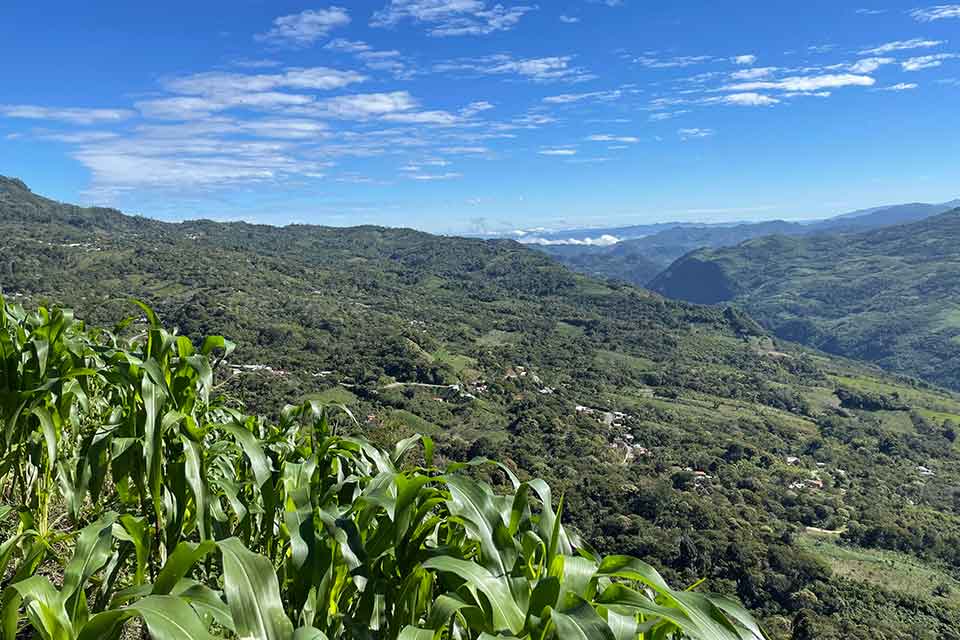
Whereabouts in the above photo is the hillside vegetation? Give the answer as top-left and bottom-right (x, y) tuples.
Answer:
(0, 294), (765, 639)
(6, 177), (960, 638)
(650, 210), (960, 391)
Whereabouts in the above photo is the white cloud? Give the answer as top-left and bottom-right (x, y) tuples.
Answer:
(910, 4), (960, 21)
(730, 67), (778, 80)
(559, 15), (580, 23)
(649, 110), (689, 121)
(461, 101), (494, 116)
(860, 38), (945, 55)
(138, 93), (316, 120)
(371, 0), (535, 36)
(383, 110), (461, 125)
(709, 92), (780, 106)
(902, 53), (958, 70)
(165, 68), (367, 95)
(732, 54), (758, 65)
(539, 148), (578, 156)
(849, 57), (895, 73)
(586, 134), (639, 143)
(325, 38), (373, 53)
(855, 8), (887, 15)
(723, 73), (876, 92)
(678, 128), (714, 139)
(521, 234), (621, 246)
(311, 91), (420, 119)
(635, 55), (715, 69)
(0, 104), (135, 124)
(879, 82), (919, 90)
(256, 7), (351, 47)
(542, 89), (622, 104)
(409, 172), (462, 180)
(437, 55), (593, 82)
(443, 146), (490, 154)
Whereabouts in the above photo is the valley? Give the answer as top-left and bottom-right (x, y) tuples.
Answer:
(5, 177), (960, 638)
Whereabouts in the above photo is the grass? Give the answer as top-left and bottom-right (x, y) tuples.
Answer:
(595, 349), (657, 373)
(305, 386), (358, 405)
(477, 329), (518, 346)
(432, 348), (477, 375)
(798, 531), (960, 608)
(555, 322), (585, 338)
(831, 374), (960, 416)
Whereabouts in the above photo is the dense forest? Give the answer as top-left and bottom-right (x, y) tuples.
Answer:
(650, 210), (960, 391)
(6, 176), (960, 638)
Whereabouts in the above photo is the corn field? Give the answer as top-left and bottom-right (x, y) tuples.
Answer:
(0, 293), (766, 639)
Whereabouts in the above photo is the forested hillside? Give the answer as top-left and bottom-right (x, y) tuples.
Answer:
(6, 176), (960, 638)
(651, 211), (960, 391)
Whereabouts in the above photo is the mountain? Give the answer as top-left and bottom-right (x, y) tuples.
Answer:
(6, 176), (960, 637)
(533, 200), (960, 287)
(827, 200), (960, 226)
(651, 209), (960, 391)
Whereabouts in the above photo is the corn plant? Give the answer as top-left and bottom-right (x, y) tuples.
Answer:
(0, 293), (767, 639)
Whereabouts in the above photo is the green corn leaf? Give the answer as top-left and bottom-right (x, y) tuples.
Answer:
(218, 537), (295, 640)
(173, 580), (235, 633)
(445, 475), (517, 577)
(152, 541), (216, 595)
(550, 598), (616, 640)
(61, 513), (118, 623)
(398, 627), (435, 640)
(707, 595), (770, 640)
(126, 594), (216, 640)
(182, 436), (208, 540)
(293, 627), (330, 640)
(603, 608), (641, 640)
(222, 423), (273, 488)
(594, 555), (671, 595)
(11, 575), (73, 640)
(422, 556), (525, 635)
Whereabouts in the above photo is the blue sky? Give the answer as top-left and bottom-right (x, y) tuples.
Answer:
(1, 1), (958, 234)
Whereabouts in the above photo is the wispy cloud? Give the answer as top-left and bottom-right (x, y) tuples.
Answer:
(902, 53), (958, 71)
(0, 105), (136, 125)
(371, 0), (536, 36)
(707, 92), (780, 106)
(878, 82), (919, 91)
(678, 128), (714, 139)
(164, 68), (367, 94)
(409, 172), (462, 180)
(542, 89), (622, 104)
(539, 148), (578, 156)
(722, 73), (876, 92)
(586, 134), (639, 143)
(325, 39), (416, 78)
(436, 55), (594, 82)
(849, 57), (895, 73)
(136, 68), (369, 120)
(860, 38), (945, 55)
(910, 4), (960, 21)
(559, 15), (580, 23)
(732, 54), (758, 65)
(730, 67), (778, 81)
(634, 55), (716, 68)
(256, 7), (351, 47)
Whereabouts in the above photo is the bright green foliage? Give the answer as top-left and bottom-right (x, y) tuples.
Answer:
(0, 294), (765, 639)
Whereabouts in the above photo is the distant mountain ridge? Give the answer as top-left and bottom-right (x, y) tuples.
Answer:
(650, 208), (960, 390)
(532, 199), (960, 286)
